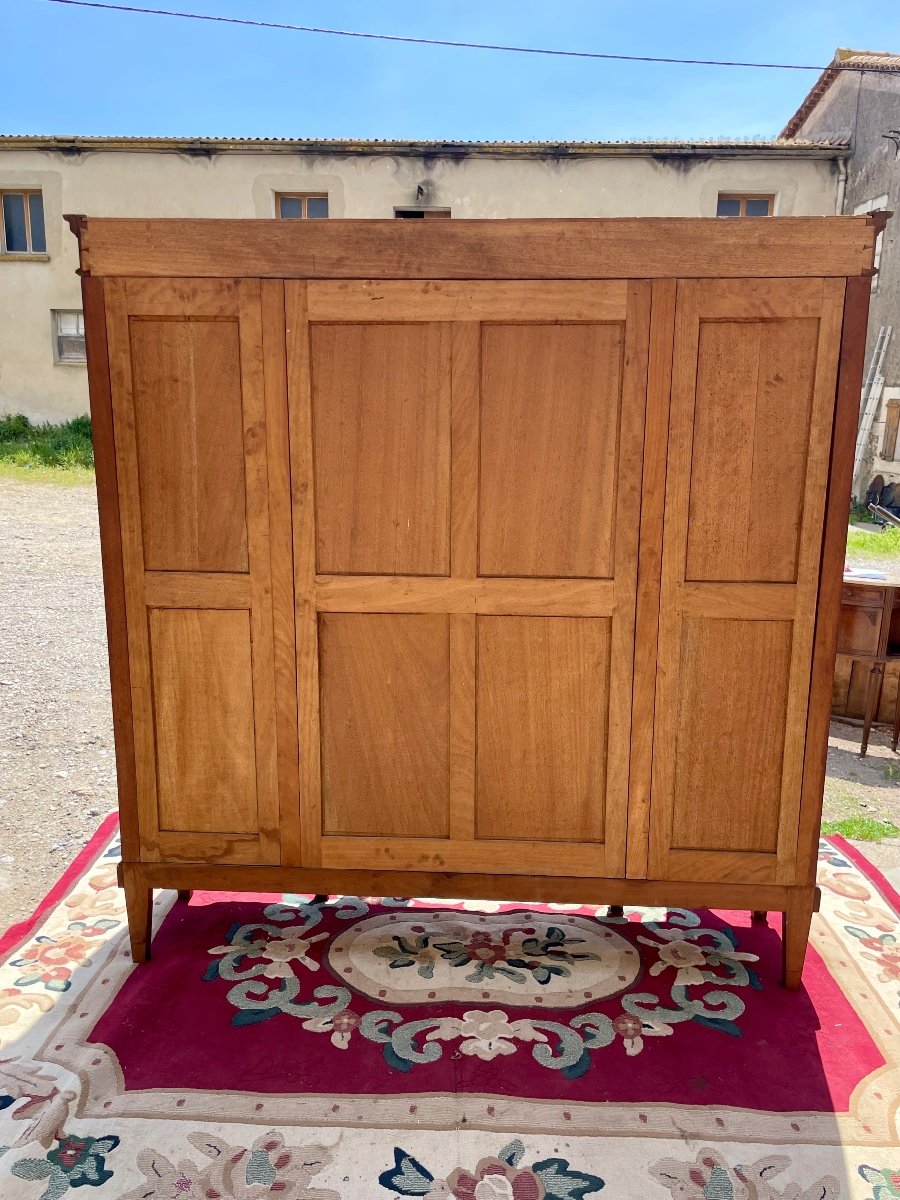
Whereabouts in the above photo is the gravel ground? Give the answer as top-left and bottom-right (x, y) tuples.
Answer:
(0, 478), (116, 933)
(0, 477), (898, 933)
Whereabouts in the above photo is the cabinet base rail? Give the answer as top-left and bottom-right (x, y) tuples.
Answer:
(117, 861), (819, 989)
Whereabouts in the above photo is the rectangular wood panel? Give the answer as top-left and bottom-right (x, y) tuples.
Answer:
(311, 323), (451, 575)
(671, 617), (792, 853)
(479, 323), (624, 578)
(319, 613), (450, 837)
(476, 616), (611, 842)
(130, 317), (248, 572)
(149, 608), (258, 834)
(685, 317), (818, 583)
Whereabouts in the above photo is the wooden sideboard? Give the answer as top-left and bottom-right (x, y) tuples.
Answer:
(836, 578), (900, 753)
(69, 214), (884, 987)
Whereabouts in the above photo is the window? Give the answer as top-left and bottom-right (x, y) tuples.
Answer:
(2, 190), (47, 254)
(394, 208), (451, 219)
(716, 194), (774, 217)
(854, 195), (889, 291)
(53, 310), (86, 364)
(276, 193), (328, 219)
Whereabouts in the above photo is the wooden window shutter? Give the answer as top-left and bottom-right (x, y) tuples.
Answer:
(882, 399), (900, 460)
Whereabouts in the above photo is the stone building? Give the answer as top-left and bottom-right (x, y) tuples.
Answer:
(1, 135), (849, 422)
(783, 48), (900, 501)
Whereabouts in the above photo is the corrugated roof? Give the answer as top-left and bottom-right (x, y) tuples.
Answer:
(0, 134), (850, 158)
(782, 47), (900, 139)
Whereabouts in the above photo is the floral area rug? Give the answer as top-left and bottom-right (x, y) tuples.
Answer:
(1, 819), (899, 1198)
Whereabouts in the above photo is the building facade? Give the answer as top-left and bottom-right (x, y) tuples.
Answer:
(0, 135), (847, 422)
(783, 49), (900, 501)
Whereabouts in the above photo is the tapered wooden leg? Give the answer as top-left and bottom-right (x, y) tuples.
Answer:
(606, 905), (624, 918)
(121, 865), (153, 964)
(176, 889), (193, 903)
(782, 888), (818, 989)
(751, 910), (767, 923)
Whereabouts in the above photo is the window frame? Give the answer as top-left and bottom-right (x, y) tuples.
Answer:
(275, 192), (329, 220)
(394, 207), (452, 219)
(1, 189), (48, 255)
(715, 193), (776, 218)
(52, 309), (87, 365)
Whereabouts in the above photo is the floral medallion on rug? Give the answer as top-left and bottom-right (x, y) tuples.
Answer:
(0, 818), (898, 1198)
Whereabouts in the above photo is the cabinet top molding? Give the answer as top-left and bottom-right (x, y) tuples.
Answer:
(65, 214), (889, 281)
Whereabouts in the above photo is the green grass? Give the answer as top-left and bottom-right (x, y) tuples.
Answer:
(0, 414), (94, 481)
(821, 815), (900, 841)
(846, 524), (900, 562)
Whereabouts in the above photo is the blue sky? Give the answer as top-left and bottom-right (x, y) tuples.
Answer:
(6, 1), (900, 141)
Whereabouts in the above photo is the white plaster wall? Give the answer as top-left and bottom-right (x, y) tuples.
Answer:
(0, 148), (841, 421)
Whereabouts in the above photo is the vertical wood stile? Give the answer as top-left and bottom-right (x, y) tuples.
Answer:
(82, 275), (141, 863)
(774, 278), (845, 883)
(605, 281), (652, 877)
(285, 281), (322, 867)
(649, 280), (701, 878)
(260, 280), (301, 864)
(626, 278), (676, 879)
(238, 281), (281, 863)
(448, 322), (480, 842)
(104, 278), (161, 862)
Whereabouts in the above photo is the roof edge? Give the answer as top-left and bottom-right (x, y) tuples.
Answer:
(781, 47), (900, 139)
(0, 134), (851, 159)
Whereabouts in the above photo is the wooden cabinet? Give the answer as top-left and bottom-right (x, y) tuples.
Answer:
(70, 215), (882, 985)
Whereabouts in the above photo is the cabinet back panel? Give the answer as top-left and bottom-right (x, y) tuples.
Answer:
(476, 615), (611, 842)
(311, 323), (451, 576)
(478, 323), (624, 579)
(130, 318), (249, 573)
(319, 612), (451, 838)
(671, 616), (791, 853)
(685, 318), (818, 584)
(149, 608), (259, 834)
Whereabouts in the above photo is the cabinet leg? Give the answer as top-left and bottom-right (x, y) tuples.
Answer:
(892, 683), (900, 753)
(781, 888), (818, 990)
(861, 662), (884, 757)
(606, 904), (624, 918)
(751, 910), (767, 923)
(121, 865), (153, 964)
(176, 889), (193, 903)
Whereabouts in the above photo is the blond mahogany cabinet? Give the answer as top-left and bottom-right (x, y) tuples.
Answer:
(69, 215), (883, 987)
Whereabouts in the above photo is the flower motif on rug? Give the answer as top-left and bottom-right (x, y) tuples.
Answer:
(378, 1138), (604, 1199)
(370, 923), (602, 987)
(846, 927), (900, 985)
(0, 989), (53, 1050)
(203, 901), (761, 1077)
(9, 1132), (119, 1197)
(649, 1147), (838, 1200)
(859, 1165), (900, 1199)
(0, 1058), (75, 1149)
(9, 919), (119, 993)
(118, 1129), (337, 1200)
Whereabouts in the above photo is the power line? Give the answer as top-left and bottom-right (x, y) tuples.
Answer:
(37, 0), (896, 73)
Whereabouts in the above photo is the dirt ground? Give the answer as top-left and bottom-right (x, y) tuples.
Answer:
(1, 477), (899, 934)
